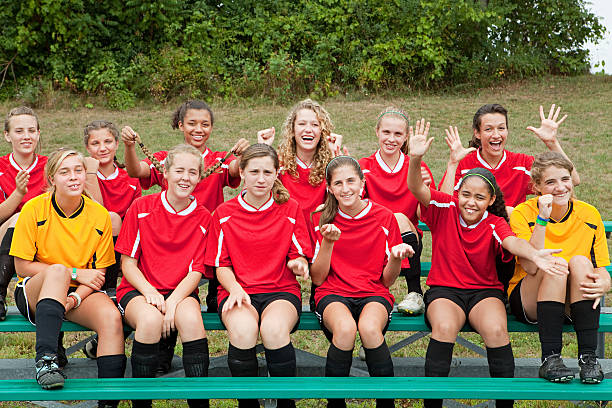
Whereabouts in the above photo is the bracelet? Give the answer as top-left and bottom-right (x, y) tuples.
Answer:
(68, 292), (81, 309)
(536, 215), (549, 226)
(71, 267), (77, 280)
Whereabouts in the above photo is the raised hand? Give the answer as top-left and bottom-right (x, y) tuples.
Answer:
(231, 138), (250, 157)
(526, 104), (568, 146)
(257, 127), (275, 145)
(320, 223), (341, 242)
(14, 170), (29, 196)
(408, 119), (433, 157)
(121, 126), (139, 146)
(390, 243), (414, 260)
(538, 194), (553, 220)
(444, 126), (476, 164)
(83, 157), (100, 174)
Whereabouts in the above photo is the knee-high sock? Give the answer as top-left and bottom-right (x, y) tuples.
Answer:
(130, 340), (158, 408)
(265, 343), (296, 408)
(325, 343), (353, 408)
(364, 340), (394, 408)
(97, 354), (127, 408)
(487, 344), (515, 408)
(424, 338), (454, 408)
(35, 298), (64, 361)
(537, 301), (565, 360)
(183, 338), (210, 408)
(401, 231), (422, 294)
(227, 344), (259, 408)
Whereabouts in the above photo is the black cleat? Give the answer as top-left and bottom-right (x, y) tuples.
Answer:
(539, 354), (574, 383)
(579, 353), (604, 384)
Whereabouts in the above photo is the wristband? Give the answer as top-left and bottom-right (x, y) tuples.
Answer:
(536, 215), (549, 226)
(68, 292), (81, 309)
(71, 267), (77, 280)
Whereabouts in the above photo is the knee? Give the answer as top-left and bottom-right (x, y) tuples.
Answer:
(394, 213), (415, 234)
(45, 264), (71, 285)
(135, 311), (163, 337)
(431, 320), (460, 341)
(110, 212), (122, 236)
(175, 312), (205, 336)
(569, 255), (592, 277)
(330, 319), (357, 344)
(357, 320), (383, 344)
(227, 320), (259, 346)
(480, 324), (509, 345)
(98, 307), (124, 336)
(260, 319), (290, 343)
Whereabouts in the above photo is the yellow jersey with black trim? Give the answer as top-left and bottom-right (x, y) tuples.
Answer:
(10, 192), (115, 285)
(508, 197), (610, 296)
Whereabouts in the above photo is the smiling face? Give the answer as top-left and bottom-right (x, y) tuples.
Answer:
(178, 108), (212, 151)
(293, 108), (322, 156)
(240, 156), (277, 204)
(85, 128), (118, 166)
(163, 152), (201, 201)
(534, 165), (573, 208)
(474, 113), (508, 163)
(51, 155), (86, 199)
(328, 164), (365, 213)
(457, 176), (495, 225)
(376, 116), (408, 158)
(4, 114), (40, 157)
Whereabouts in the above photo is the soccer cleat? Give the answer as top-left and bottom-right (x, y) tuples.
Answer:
(538, 354), (574, 383)
(397, 292), (425, 316)
(35, 354), (66, 389)
(578, 353), (604, 384)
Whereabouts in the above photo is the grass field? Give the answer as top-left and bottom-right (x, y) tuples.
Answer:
(0, 74), (611, 407)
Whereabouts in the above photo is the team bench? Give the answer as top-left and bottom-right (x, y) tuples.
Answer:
(1, 377), (612, 402)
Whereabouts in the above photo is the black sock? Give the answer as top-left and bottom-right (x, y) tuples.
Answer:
(487, 344), (515, 408)
(325, 343), (353, 408)
(0, 227), (15, 299)
(183, 338), (210, 408)
(97, 354), (126, 408)
(131, 341), (158, 408)
(571, 300), (600, 356)
(157, 330), (178, 373)
(102, 245), (121, 291)
(537, 301), (565, 360)
(205, 277), (219, 313)
(402, 231), (422, 294)
(265, 343), (297, 408)
(35, 298), (65, 361)
(424, 338), (454, 408)
(364, 340), (394, 408)
(228, 344), (259, 408)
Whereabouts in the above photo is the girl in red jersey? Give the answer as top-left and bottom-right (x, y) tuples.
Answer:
(205, 143), (312, 408)
(508, 152), (610, 384)
(439, 103), (580, 214)
(11, 148), (124, 407)
(115, 144), (211, 408)
(0, 107), (48, 320)
(83, 120), (141, 291)
(311, 156), (413, 408)
(358, 106), (436, 316)
(408, 121), (568, 408)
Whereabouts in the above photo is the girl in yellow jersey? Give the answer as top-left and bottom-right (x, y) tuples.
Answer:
(10, 149), (124, 407)
(508, 152), (610, 384)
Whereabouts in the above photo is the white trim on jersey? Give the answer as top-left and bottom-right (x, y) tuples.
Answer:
(237, 190), (274, 212)
(312, 240), (321, 262)
(130, 230), (140, 258)
(96, 165), (119, 180)
(429, 200), (456, 208)
(129, 185), (137, 190)
(137, 212), (150, 218)
(287, 217), (296, 224)
(296, 156), (312, 169)
(160, 191), (198, 216)
(9, 153), (39, 173)
(513, 166), (531, 176)
(188, 259), (194, 273)
(200, 225), (207, 235)
(476, 149), (506, 170)
(292, 233), (305, 256)
(362, 169), (371, 174)
(459, 211), (489, 229)
(381, 226), (389, 236)
(337, 200), (372, 220)
(490, 224), (503, 245)
(202, 148), (211, 159)
(215, 230), (224, 267)
(220, 216), (231, 224)
(375, 150), (404, 174)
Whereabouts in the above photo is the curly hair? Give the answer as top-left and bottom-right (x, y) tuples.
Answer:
(469, 104), (508, 149)
(277, 99), (333, 187)
(375, 106), (410, 154)
(457, 167), (508, 221)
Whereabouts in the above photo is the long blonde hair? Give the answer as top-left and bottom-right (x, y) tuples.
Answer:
(45, 148), (90, 198)
(278, 99), (333, 186)
(241, 144), (290, 204)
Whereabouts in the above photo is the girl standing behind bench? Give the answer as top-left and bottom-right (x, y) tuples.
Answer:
(407, 122), (568, 408)
(115, 144), (212, 408)
(508, 152), (610, 384)
(205, 144), (312, 408)
(11, 148), (124, 408)
(311, 156), (413, 408)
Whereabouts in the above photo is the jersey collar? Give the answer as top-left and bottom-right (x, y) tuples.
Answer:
(375, 150), (404, 174)
(296, 156), (312, 169)
(337, 200), (372, 220)
(459, 210), (489, 229)
(476, 149), (506, 170)
(51, 193), (85, 219)
(160, 190), (197, 216)
(549, 200), (573, 224)
(238, 190), (275, 212)
(96, 165), (119, 180)
(9, 153), (38, 173)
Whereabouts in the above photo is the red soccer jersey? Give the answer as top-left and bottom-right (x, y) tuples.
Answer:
(311, 200), (401, 307)
(115, 191), (212, 301)
(95, 166), (141, 219)
(443, 149), (534, 208)
(140, 148), (241, 211)
(205, 192), (313, 303)
(0, 153), (48, 213)
(278, 157), (327, 225)
(420, 189), (515, 291)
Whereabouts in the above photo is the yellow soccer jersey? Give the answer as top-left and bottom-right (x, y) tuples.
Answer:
(508, 197), (610, 295)
(10, 192), (115, 285)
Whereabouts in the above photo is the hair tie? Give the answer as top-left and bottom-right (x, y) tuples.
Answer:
(460, 172), (496, 192)
(325, 155), (360, 179)
(377, 110), (409, 123)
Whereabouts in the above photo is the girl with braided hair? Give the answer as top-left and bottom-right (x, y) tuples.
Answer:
(407, 121), (568, 408)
